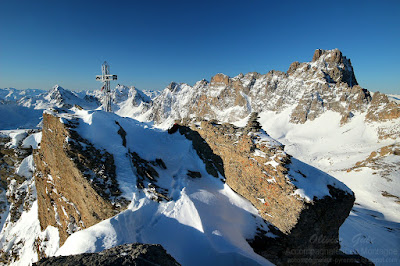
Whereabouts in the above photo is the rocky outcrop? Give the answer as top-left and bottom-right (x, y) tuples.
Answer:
(211, 73), (230, 85)
(128, 151), (170, 202)
(290, 84), (372, 124)
(34, 243), (180, 266)
(178, 113), (355, 264)
(34, 113), (128, 245)
(366, 92), (400, 123)
(348, 143), (400, 182)
(0, 131), (38, 264)
(311, 48), (358, 86)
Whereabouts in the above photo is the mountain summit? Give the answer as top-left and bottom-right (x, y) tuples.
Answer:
(310, 48), (358, 86)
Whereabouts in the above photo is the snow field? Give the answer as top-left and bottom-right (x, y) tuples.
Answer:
(258, 109), (400, 265)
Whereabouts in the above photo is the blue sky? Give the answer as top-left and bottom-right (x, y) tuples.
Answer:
(1, 0), (399, 94)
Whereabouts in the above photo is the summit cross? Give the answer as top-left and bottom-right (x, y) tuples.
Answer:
(96, 61), (117, 112)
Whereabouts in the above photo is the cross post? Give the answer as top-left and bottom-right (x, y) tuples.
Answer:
(96, 61), (117, 112)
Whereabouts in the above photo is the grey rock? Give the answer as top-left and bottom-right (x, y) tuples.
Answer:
(34, 243), (180, 266)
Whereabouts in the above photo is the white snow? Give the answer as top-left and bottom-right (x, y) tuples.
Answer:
(6, 130), (28, 148)
(0, 202), (59, 266)
(16, 155), (35, 179)
(52, 109), (272, 265)
(258, 108), (400, 265)
(22, 132), (42, 149)
(387, 94), (400, 104)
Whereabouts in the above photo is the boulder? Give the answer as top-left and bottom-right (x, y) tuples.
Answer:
(34, 243), (180, 266)
(211, 73), (230, 86)
(366, 92), (400, 126)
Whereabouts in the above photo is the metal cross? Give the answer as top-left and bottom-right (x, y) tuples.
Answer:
(96, 61), (117, 112)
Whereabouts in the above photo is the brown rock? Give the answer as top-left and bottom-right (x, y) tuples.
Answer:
(211, 73), (230, 86)
(366, 92), (400, 124)
(287, 61), (300, 75)
(327, 49), (343, 64)
(179, 114), (355, 264)
(34, 113), (127, 245)
(312, 49), (324, 62)
(348, 143), (400, 182)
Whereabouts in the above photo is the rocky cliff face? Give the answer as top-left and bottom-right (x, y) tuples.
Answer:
(178, 113), (355, 264)
(34, 113), (128, 245)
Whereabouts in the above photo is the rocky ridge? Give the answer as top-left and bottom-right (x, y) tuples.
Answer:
(34, 112), (129, 245)
(3, 49), (399, 138)
(27, 109), (358, 265)
(33, 110), (175, 247)
(138, 49), (399, 140)
(178, 113), (355, 264)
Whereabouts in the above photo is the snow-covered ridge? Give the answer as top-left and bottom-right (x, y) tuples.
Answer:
(34, 108), (275, 265)
(1, 107), (357, 265)
(0, 88), (45, 102)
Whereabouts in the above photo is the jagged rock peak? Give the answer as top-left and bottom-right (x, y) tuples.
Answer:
(211, 73), (230, 85)
(51, 84), (64, 91)
(194, 78), (209, 87)
(309, 48), (358, 86)
(312, 48), (348, 64)
(47, 85), (75, 97)
(45, 85), (76, 102)
(167, 81), (179, 91)
(313, 48), (338, 62)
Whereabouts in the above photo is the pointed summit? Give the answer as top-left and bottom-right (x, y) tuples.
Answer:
(47, 85), (71, 99)
(312, 48), (344, 64)
(310, 48), (358, 87)
(44, 85), (77, 108)
(167, 82), (179, 91)
(50, 84), (66, 92)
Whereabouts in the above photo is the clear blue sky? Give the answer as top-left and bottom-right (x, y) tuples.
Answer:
(1, 0), (399, 94)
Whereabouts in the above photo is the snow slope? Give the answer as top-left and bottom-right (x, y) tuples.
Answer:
(51, 108), (273, 265)
(0, 130), (59, 266)
(0, 104), (43, 130)
(258, 109), (400, 265)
